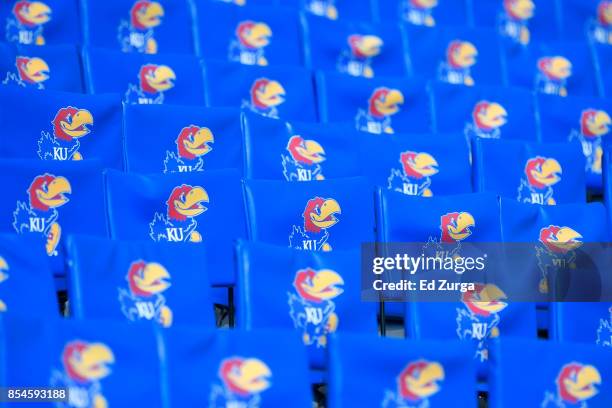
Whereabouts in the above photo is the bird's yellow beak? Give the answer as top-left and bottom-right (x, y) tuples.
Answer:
(174, 187), (209, 217)
(310, 199), (341, 229)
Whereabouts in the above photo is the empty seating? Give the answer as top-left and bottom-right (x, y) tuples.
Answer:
(472, 138), (586, 204)
(66, 234), (214, 327)
(124, 104), (242, 173)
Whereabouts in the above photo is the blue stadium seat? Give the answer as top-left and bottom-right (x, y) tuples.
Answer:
(301, 13), (408, 78)
(235, 240), (377, 369)
(499, 199), (609, 302)
(430, 81), (538, 141)
(0, 86), (123, 169)
(471, 0), (561, 46)
(537, 93), (612, 191)
(105, 168), (246, 286)
(195, 1), (303, 66)
(0, 316), (165, 407)
(203, 60), (317, 121)
(241, 111), (361, 180)
(66, 234), (215, 328)
(0, 43), (83, 92)
(287, 0), (376, 22)
(243, 177), (375, 251)
(163, 327), (313, 407)
(83, 47), (206, 105)
(0, 0), (81, 46)
(327, 334), (477, 408)
(316, 71), (431, 134)
(559, 0), (611, 43)
(0, 160), (107, 275)
(472, 138), (586, 205)
(504, 41), (601, 97)
(80, 0), (197, 54)
(551, 302), (612, 346)
(489, 338), (612, 407)
(360, 132), (472, 197)
(593, 42), (611, 98)
(124, 104), (242, 173)
(405, 25), (505, 86)
(377, 0), (470, 27)
(0, 234), (57, 318)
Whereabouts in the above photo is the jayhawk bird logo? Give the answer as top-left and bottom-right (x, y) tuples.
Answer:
(456, 283), (508, 362)
(589, 1), (611, 45)
(288, 268), (344, 348)
(5, 1), (51, 45)
(304, 0), (338, 19)
(37, 107), (93, 161)
(0, 257), (9, 313)
(164, 125), (214, 173)
(3, 56), (49, 89)
(337, 34), (383, 78)
(229, 21), (272, 66)
(289, 197), (341, 251)
(382, 360), (445, 408)
(569, 109), (611, 175)
(596, 306), (612, 347)
(209, 357), (272, 408)
(388, 151), (438, 197)
(118, 0), (164, 54)
(402, 0), (437, 26)
(464, 101), (508, 139)
(424, 211), (475, 259)
(13, 174), (71, 256)
(438, 40), (478, 86)
(536, 225), (582, 294)
(517, 156), (562, 205)
(497, 0), (534, 45)
(50, 340), (115, 408)
(536, 56), (572, 97)
(355, 87), (404, 134)
(118, 260), (173, 328)
(149, 185), (208, 243)
(125, 64), (176, 105)
(243, 78), (285, 118)
(542, 363), (602, 408)
(282, 135), (326, 181)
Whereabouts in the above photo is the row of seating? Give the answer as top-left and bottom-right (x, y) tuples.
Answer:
(1, 27), (609, 98)
(1, 0), (609, 52)
(2, 317), (610, 407)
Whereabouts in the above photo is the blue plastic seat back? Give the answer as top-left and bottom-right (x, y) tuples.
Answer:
(196, 1), (303, 66)
(302, 13), (408, 78)
(551, 302), (612, 346)
(473, 138), (586, 205)
(163, 327), (312, 407)
(327, 333), (477, 408)
(489, 338), (612, 407)
(124, 104), (242, 174)
(235, 240), (377, 369)
(81, 0), (197, 54)
(0, 0), (81, 46)
(537, 93), (612, 191)
(241, 111), (362, 180)
(83, 47), (206, 106)
(0, 43), (83, 92)
(105, 169), (245, 286)
(0, 160), (107, 275)
(1, 316), (165, 407)
(377, 0), (470, 27)
(405, 25), (505, 86)
(0, 234), (57, 318)
(243, 177), (375, 251)
(431, 81), (538, 141)
(316, 71), (431, 134)
(204, 60), (317, 122)
(0, 86), (123, 169)
(66, 234), (214, 328)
